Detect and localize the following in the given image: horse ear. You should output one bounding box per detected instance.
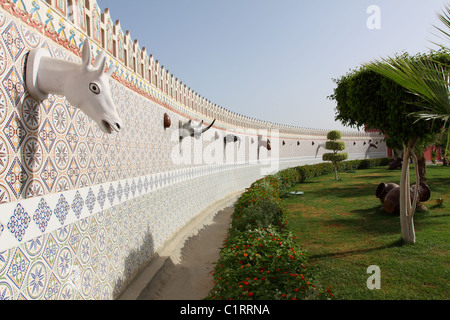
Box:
[82,39,92,68]
[93,51,106,69]
[95,55,107,77]
[94,51,115,77]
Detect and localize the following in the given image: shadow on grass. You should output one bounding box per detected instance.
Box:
[319,205,399,237]
[427,177,450,193]
[351,174,398,181]
[413,207,450,221]
[309,238,405,262]
[304,186,377,199]
[351,205,391,217]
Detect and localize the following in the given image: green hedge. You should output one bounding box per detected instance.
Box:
[338,157,390,171]
[206,158,389,300]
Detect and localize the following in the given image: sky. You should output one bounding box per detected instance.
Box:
[97,0,449,132]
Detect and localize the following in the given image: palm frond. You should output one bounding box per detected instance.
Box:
[434,3,450,44]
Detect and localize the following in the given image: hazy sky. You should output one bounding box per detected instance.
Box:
[97,0,448,131]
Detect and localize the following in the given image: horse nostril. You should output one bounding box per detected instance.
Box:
[115,123,121,130]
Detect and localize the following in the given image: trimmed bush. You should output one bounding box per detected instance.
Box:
[234,179,281,215]
[323,130,348,180]
[338,158,390,171]
[325,141,346,151]
[275,168,300,194]
[295,163,335,183]
[231,199,286,233]
[327,130,343,140]
[323,153,349,163]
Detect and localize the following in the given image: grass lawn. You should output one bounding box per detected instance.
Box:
[283,165,449,300]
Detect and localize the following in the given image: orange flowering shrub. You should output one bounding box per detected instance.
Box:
[207,227,333,300]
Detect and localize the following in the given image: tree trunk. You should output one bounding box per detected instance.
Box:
[399,138,419,244]
[417,154,427,184]
[334,164,338,180]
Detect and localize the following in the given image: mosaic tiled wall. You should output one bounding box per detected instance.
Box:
[0,0,387,300]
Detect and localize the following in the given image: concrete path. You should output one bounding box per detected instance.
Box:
[117,198,236,300]
[137,207,232,300]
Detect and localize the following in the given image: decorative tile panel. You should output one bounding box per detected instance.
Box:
[3,111,26,152]
[0,135,10,175]
[33,198,52,233]
[54,195,69,226]
[2,21,25,61]
[6,158,28,200]
[2,66,24,106]
[7,247,30,289]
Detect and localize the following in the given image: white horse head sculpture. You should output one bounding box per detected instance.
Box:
[26,39,122,134]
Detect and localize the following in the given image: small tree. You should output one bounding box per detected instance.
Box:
[322,130,348,180]
[330,52,447,244]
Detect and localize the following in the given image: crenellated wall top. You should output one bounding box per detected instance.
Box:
[7,0,375,138]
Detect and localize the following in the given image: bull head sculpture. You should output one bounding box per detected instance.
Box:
[179,119,216,143]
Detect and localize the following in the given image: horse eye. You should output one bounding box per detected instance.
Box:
[89,83,100,94]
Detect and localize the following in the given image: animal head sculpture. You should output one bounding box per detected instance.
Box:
[224,134,241,148]
[26,39,122,134]
[258,135,271,151]
[179,119,216,142]
[164,113,171,129]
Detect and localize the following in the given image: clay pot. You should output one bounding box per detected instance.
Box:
[375,182,399,204]
[411,182,431,202]
[164,113,171,129]
[380,182,430,215]
[382,186,401,214]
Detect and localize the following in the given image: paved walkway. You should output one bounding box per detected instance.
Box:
[137,207,232,300]
[118,204,234,300]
